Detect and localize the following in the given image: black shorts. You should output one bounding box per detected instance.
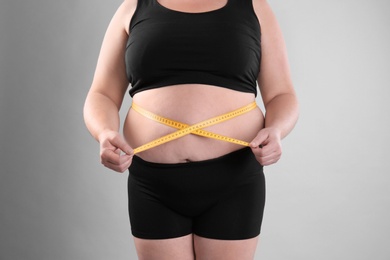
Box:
[127,147,266,240]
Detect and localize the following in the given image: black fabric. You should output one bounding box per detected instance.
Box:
[127,147,266,240]
[125,0,261,97]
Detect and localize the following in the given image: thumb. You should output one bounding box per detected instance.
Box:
[250,129,269,148]
[110,134,133,155]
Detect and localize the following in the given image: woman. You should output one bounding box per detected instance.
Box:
[83,0,299,259]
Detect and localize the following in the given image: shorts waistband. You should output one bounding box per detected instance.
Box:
[131,147,259,170]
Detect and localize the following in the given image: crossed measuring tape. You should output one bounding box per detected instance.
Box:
[131,102,257,154]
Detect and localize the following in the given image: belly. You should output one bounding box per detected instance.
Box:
[123,84,264,163]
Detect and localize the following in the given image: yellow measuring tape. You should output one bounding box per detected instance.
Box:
[132,102,257,154]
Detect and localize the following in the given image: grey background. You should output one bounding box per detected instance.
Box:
[1,0,389,259]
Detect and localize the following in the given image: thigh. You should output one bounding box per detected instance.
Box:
[128,161,193,239]
[134,234,195,260]
[193,171,266,240]
[194,235,259,260]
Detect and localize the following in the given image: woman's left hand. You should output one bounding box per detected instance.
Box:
[250,127,282,166]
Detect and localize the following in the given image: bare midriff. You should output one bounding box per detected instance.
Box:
[123,84,265,163]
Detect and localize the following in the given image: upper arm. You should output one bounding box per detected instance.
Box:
[89,0,137,109]
[253,0,295,107]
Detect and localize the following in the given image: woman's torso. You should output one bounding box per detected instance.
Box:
[124,85,264,163]
[123,0,264,163]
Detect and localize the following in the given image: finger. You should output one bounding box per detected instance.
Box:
[102,153,133,169]
[249,130,269,149]
[102,158,133,173]
[255,149,282,166]
[250,141,274,159]
[110,135,133,155]
[261,150,281,161]
[102,149,132,165]
[256,140,280,156]
[260,157,279,166]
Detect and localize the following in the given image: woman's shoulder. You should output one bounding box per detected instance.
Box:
[252,0,268,9]
[252,0,279,30]
[115,0,138,35]
[122,0,138,11]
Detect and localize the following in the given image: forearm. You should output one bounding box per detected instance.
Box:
[263,93,299,139]
[83,92,121,142]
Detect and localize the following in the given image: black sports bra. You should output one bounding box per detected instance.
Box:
[125,0,261,97]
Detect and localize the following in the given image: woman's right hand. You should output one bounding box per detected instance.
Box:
[98,130,134,173]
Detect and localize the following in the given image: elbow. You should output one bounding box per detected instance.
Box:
[83,93,92,127]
